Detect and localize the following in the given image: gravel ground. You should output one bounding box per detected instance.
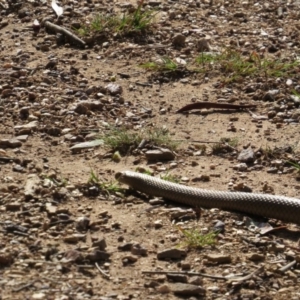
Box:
[1,0,300,299]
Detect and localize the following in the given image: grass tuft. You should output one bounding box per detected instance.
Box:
[75,0,156,37]
[177,226,218,249]
[88,168,124,195]
[100,126,178,155]
[160,172,180,183]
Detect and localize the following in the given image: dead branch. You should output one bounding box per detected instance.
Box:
[142,267,263,282]
[43,20,85,48]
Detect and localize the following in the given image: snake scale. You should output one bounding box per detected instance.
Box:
[116,171,300,224]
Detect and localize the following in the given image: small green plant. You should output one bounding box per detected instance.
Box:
[140,57,179,73]
[147,127,179,151]
[160,172,180,183]
[101,126,143,155]
[287,161,300,171]
[195,49,299,83]
[100,126,179,155]
[117,2,157,33]
[75,0,156,37]
[177,226,218,249]
[135,167,152,175]
[88,168,124,195]
[212,137,238,154]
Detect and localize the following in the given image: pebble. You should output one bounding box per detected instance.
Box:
[246,253,265,261]
[172,34,186,47]
[237,147,255,163]
[170,283,206,296]
[166,274,188,283]
[157,248,187,260]
[145,148,175,161]
[206,254,232,264]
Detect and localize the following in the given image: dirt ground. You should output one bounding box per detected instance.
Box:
[1,0,300,299]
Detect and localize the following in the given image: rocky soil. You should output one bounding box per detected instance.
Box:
[1,0,300,299]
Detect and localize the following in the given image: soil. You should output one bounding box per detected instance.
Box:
[1,0,300,299]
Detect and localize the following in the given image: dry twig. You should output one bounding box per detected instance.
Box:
[43,20,85,47]
[95,262,110,279]
[142,266,264,282]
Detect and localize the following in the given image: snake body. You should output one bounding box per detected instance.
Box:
[116,171,300,224]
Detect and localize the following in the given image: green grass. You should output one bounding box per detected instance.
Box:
[160,172,180,183]
[177,226,218,249]
[195,49,299,83]
[75,0,156,37]
[140,57,179,73]
[212,137,238,154]
[287,161,300,171]
[100,126,179,155]
[88,168,124,195]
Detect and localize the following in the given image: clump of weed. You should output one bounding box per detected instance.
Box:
[212,137,238,155]
[75,0,156,37]
[100,126,179,155]
[101,127,142,155]
[87,168,124,196]
[195,49,300,83]
[177,226,218,249]
[140,57,179,73]
[160,172,180,183]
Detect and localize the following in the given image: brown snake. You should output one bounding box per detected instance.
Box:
[116,171,300,224]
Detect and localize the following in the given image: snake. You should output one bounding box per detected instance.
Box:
[115,171,300,224]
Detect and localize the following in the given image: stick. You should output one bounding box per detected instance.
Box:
[278,260,296,273]
[12,280,37,292]
[176,102,257,113]
[142,266,264,283]
[95,263,110,279]
[43,20,85,47]
[142,270,236,281]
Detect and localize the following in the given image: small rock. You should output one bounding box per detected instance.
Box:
[32,293,46,300]
[118,242,134,251]
[45,203,57,215]
[87,250,110,262]
[92,238,107,251]
[157,248,186,260]
[131,244,147,256]
[172,34,186,47]
[157,284,171,294]
[213,220,225,233]
[6,202,22,211]
[76,216,90,231]
[106,83,123,95]
[122,255,138,265]
[196,39,210,52]
[12,164,24,172]
[171,283,205,296]
[61,249,83,263]
[70,139,104,152]
[63,234,86,244]
[0,138,22,148]
[24,174,41,200]
[233,163,248,171]
[145,148,175,161]
[246,253,265,261]
[189,276,203,285]
[167,274,188,283]
[0,253,13,266]
[237,147,255,163]
[206,254,231,264]
[191,175,210,182]
[14,120,38,131]
[263,90,279,101]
